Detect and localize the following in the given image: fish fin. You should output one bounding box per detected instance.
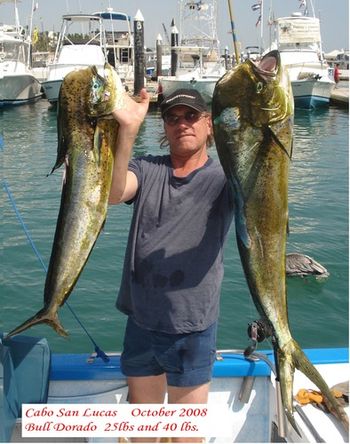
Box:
[235,213,251,248]
[292,341,349,433]
[6,308,68,338]
[267,125,292,159]
[278,339,349,435]
[48,92,69,176]
[47,150,66,176]
[93,125,103,165]
[232,180,251,248]
[276,341,302,437]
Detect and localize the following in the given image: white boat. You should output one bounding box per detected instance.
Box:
[267,3,335,109]
[158,0,225,104]
[0,2,42,107]
[1,333,348,443]
[41,14,107,105]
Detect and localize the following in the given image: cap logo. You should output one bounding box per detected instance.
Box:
[164,93,196,104]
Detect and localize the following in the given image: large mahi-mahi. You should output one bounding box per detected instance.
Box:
[212,50,348,433]
[7,64,124,338]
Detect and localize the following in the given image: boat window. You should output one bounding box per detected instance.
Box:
[119,47,132,63]
[0,41,28,64]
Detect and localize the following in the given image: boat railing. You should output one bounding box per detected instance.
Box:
[53,15,107,64]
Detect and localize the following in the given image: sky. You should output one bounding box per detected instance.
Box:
[0,0,349,53]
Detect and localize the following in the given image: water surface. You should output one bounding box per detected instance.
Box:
[1,99,348,354]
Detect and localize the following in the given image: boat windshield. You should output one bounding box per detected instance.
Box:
[0,40,28,63]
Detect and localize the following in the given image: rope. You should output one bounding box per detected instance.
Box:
[2,179,110,362]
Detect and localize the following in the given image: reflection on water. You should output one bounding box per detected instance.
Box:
[1,101,348,353]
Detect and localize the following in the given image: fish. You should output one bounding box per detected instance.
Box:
[212,50,349,434]
[7,64,124,338]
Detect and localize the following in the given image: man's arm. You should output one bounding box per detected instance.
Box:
[109,88,150,204]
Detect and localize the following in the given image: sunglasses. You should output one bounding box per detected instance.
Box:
[163,110,204,126]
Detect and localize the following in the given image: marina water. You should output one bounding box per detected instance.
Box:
[1,96,348,354]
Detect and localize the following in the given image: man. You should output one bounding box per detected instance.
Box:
[334,63,341,86]
[110,89,234,443]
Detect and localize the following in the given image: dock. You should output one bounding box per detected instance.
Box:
[125,79,160,107]
[126,79,348,111]
[330,87,349,108]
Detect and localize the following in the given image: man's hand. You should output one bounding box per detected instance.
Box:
[108,88,149,205]
[112,88,150,133]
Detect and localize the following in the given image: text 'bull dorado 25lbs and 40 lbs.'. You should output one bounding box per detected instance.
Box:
[6,64,124,338]
[212,50,349,434]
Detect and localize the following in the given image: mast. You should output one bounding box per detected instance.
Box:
[14,0,20,33]
[251,0,264,54]
[227,0,240,64]
[260,0,264,53]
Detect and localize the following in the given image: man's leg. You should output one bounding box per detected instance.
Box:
[127,374,167,443]
[168,383,209,403]
[127,374,167,403]
[167,383,210,443]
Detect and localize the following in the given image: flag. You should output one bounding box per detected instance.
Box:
[251,3,261,11]
[32,27,39,45]
[255,14,262,27]
[299,0,306,8]
[33,2,39,12]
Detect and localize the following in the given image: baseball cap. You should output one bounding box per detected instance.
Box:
[160,89,208,117]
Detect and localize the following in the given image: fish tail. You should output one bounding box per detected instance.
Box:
[278,339,349,434]
[6,308,68,338]
[276,341,301,436]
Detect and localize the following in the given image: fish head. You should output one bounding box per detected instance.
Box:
[88,64,124,117]
[212,50,293,131]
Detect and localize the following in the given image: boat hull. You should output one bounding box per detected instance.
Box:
[291,78,334,109]
[41,78,63,104]
[0,74,42,107]
[41,63,106,104]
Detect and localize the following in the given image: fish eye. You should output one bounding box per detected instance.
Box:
[256,82,264,94]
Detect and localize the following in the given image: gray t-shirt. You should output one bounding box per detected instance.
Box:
[116,154,234,333]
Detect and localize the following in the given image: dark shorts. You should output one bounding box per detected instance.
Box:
[120,317,217,387]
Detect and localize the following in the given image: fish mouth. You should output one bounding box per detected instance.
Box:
[251,50,281,82]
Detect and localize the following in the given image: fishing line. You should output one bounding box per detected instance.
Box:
[2,179,110,362]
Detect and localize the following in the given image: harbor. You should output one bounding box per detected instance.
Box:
[1,0,349,108]
[1,88,349,444]
[330,85,349,107]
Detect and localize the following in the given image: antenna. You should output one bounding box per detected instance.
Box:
[162,23,171,46]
